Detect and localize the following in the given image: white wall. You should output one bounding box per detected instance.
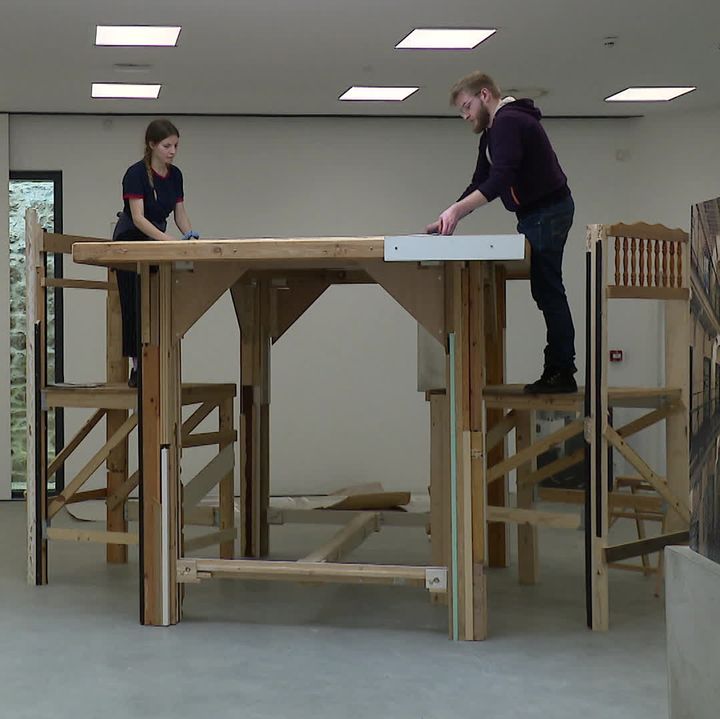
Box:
[6,109,718,496]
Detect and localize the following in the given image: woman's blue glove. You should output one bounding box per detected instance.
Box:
[182,230,200,240]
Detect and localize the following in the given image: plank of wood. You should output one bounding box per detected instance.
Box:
[485,266,509,569]
[42,232,107,254]
[607,286,689,301]
[183,444,235,510]
[106,270,129,564]
[184,529,238,553]
[486,410,516,453]
[488,506,580,530]
[42,278,111,291]
[538,487,664,513]
[487,419,584,483]
[106,470,140,511]
[218,397,236,559]
[516,448,585,489]
[25,210,47,586]
[48,413,138,518]
[615,404,679,439]
[47,408,106,477]
[177,558,439,588]
[181,401,216,438]
[47,528,139,545]
[300,513,380,563]
[516,410,539,584]
[605,425,690,523]
[73,237,387,266]
[604,531,689,563]
[182,430,237,448]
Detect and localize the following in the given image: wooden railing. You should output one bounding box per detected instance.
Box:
[604,222,690,300]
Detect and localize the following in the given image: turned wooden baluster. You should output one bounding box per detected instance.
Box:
[622,237,629,286]
[654,240,660,286]
[669,242,676,288]
[631,237,638,286]
[639,238,646,286]
[677,241,683,287]
[662,241,668,287]
[614,237,621,285]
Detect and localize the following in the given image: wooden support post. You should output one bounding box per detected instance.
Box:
[234,280,271,557]
[487,266,509,568]
[140,265,182,626]
[664,251,690,533]
[26,209,48,585]
[447,261,488,640]
[516,410,539,584]
[218,396,236,559]
[429,391,450,605]
[106,269,129,563]
[588,225,610,631]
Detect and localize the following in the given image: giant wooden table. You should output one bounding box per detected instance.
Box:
[73,235,526,640]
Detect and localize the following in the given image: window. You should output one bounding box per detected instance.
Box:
[9,172,64,497]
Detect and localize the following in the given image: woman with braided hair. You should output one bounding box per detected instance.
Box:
[112,119,198,387]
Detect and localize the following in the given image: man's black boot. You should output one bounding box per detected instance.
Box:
[523,367,577,395]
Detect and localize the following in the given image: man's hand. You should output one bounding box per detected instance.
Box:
[435,203,465,236]
[425,220,441,234]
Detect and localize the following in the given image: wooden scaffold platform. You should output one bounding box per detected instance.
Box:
[25,208,692,639]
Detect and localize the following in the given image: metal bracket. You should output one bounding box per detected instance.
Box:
[176,558,200,583]
[425,567,447,592]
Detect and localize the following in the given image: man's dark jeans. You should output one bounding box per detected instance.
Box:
[517,195,576,372]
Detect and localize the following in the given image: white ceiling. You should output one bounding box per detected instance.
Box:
[2,0,719,117]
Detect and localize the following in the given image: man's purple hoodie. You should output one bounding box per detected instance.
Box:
[458,98,570,218]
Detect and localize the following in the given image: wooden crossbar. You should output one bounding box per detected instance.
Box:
[106,470,140,511]
[486,419,584,483]
[615,404,679,439]
[48,413,138,519]
[486,410,517,453]
[181,402,216,438]
[516,448,585,489]
[47,528,139,545]
[605,426,690,523]
[182,445,234,510]
[300,512,380,563]
[177,558,440,588]
[47,409,106,478]
[604,531,689,563]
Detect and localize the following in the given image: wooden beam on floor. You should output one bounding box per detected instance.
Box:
[299,512,380,563]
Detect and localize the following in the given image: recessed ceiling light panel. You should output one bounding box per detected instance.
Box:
[95,26,181,47]
[92,83,162,99]
[395,28,496,49]
[605,86,696,102]
[339,86,419,101]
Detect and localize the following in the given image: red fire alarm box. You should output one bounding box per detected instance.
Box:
[609,349,623,362]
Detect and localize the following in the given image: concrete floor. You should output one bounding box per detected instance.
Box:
[0,501,668,719]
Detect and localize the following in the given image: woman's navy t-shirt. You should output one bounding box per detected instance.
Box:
[121,161,184,228]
